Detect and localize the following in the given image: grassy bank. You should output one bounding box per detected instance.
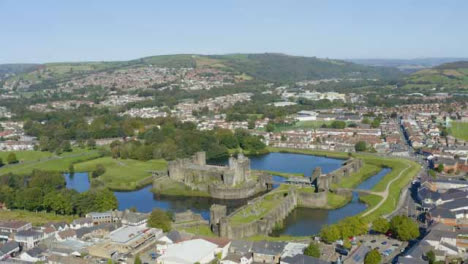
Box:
[75,157,167,191]
[334,163,382,189]
[327,192,351,209]
[180,225,216,237]
[0,210,76,226]
[258,170,304,178]
[268,147,349,159]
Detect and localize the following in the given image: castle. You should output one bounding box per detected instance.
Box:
[167,152,269,199]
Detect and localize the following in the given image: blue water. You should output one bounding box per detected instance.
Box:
[64,153,390,236]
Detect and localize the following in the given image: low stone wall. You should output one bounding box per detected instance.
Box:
[208,181,266,200]
[296,191,327,208]
[328,158,363,184]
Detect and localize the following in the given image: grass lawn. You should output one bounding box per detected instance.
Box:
[450,121,468,141]
[229,185,291,225]
[180,225,216,237]
[0,210,76,226]
[334,163,382,189]
[74,157,167,191]
[273,120,334,132]
[327,192,351,209]
[0,148,101,175]
[0,150,52,163]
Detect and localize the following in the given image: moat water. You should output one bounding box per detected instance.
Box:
[64,152,390,236]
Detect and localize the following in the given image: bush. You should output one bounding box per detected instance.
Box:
[7,153,18,164]
[355,141,367,152]
[390,215,419,241]
[91,164,106,178]
[372,217,390,234]
[364,249,381,264]
[148,209,172,232]
[303,242,320,258]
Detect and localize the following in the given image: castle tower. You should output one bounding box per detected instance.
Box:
[227,154,251,186]
[192,151,206,166]
[210,204,227,236]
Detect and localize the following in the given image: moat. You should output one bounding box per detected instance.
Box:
[65,152,390,236]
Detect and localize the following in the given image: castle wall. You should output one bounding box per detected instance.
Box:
[296,191,327,208]
[209,181,266,200]
[219,190,298,239]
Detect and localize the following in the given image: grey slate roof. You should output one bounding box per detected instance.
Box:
[26,247,45,257]
[0,241,20,255]
[230,240,253,254]
[166,230,182,243]
[252,241,287,256]
[282,254,329,264]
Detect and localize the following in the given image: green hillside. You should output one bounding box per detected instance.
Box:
[404,61,468,90]
[5,53,404,86]
[210,53,403,82]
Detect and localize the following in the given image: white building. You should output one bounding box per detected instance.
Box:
[157,239,218,264]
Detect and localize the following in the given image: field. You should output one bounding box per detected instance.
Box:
[0,150,52,163]
[450,121,468,141]
[273,120,334,132]
[0,148,101,175]
[74,157,167,191]
[0,210,76,226]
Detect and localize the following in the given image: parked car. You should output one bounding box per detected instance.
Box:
[335,247,349,256]
[371,240,377,243]
[381,241,388,245]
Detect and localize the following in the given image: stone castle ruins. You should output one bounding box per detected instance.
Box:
[166,152,270,199]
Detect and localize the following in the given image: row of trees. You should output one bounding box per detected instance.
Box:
[320,215,419,245]
[0,153,18,166]
[0,170,117,215]
[109,121,266,161]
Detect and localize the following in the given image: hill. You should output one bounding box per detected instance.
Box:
[0,64,40,80]
[404,61,468,90]
[3,53,404,85]
[210,53,403,82]
[348,58,468,73]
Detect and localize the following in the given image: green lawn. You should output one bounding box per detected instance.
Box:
[327,192,351,209]
[0,150,52,163]
[180,225,216,237]
[0,210,76,226]
[334,163,382,189]
[74,157,167,191]
[229,185,292,225]
[0,148,101,175]
[152,177,210,197]
[450,121,468,141]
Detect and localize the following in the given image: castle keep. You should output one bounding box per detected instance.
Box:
[167,152,269,199]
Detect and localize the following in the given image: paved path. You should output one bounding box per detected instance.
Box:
[362,162,414,217]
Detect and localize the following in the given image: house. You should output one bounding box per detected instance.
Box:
[19,247,47,262]
[158,230,182,244]
[221,252,253,264]
[199,237,231,259]
[70,218,93,229]
[120,211,148,226]
[0,221,32,233]
[14,229,43,249]
[0,241,20,260]
[251,241,287,264]
[56,229,77,241]
[281,254,329,264]
[281,242,308,258]
[157,238,218,264]
[85,211,114,225]
[229,240,253,254]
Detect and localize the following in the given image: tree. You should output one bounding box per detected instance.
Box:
[87,139,96,149]
[320,225,341,243]
[134,254,142,264]
[355,141,367,152]
[436,164,444,173]
[265,122,275,132]
[331,121,346,129]
[372,217,390,234]
[148,209,172,232]
[92,164,106,178]
[0,157,3,167]
[364,249,381,264]
[426,250,435,264]
[303,242,320,258]
[69,164,75,175]
[390,215,420,241]
[61,140,72,152]
[7,153,18,164]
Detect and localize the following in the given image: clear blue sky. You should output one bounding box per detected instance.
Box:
[1,0,467,63]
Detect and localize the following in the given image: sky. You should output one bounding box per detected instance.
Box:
[1,0,467,63]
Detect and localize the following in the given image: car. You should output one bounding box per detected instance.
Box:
[392,243,399,247]
[335,247,349,256]
[381,241,388,245]
[375,247,380,250]
[371,240,377,243]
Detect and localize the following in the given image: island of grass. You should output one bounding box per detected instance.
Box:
[74,157,167,191]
